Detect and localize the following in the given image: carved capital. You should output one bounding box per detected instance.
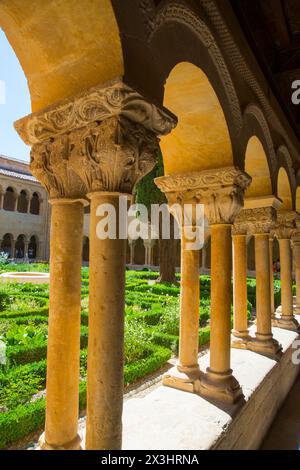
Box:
[273,211,296,240]
[235,207,276,235]
[155,167,251,225]
[292,215,300,244]
[15,78,177,146]
[17,79,176,199]
[69,116,159,194]
[30,136,87,199]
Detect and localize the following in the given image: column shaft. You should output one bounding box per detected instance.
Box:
[269,238,275,318]
[42,200,84,450]
[247,234,281,359]
[178,230,200,372]
[86,193,126,450]
[232,234,249,342]
[210,225,232,373]
[280,238,293,319]
[200,224,243,404]
[294,242,300,315]
[255,234,272,340]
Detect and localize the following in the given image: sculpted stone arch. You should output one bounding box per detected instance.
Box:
[276,146,296,207]
[242,104,277,175]
[244,136,273,199]
[276,167,294,211]
[148,1,243,163]
[160,62,235,174]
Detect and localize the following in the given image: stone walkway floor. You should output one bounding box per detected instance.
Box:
[261,375,300,450]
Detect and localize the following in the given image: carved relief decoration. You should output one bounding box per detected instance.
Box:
[30,136,87,199]
[149,1,243,132]
[273,211,296,240]
[69,117,159,194]
[235,207,276,235]
[15,79,177,146]
[155,166,251,225]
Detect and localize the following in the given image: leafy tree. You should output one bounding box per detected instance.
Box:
[135,151,177,283]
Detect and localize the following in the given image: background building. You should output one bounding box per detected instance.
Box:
[0,154,50,260]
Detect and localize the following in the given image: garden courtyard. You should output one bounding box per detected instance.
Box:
[0,260,286,449]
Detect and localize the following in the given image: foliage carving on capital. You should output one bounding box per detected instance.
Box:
[15,79,177,146]
[30,136,87,199]
[155,167,251,225]
[235,207,276,235]
[69,117,159,194]
[273,211,296,240]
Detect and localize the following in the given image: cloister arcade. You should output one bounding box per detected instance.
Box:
[1,232,39,259]
[0,186,41,214]
[1,0,300,451]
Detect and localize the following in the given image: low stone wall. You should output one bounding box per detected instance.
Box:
[214,327,300,449]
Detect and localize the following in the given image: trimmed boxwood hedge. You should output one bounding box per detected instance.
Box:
[0,344,171,449]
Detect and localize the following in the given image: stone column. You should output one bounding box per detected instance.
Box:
[128,239,136,265]
[13,195,18,212]
[157,167,251,404]
[144,239,155,266]
[144,240,150,266]
[27,197,31,213]
[28,136,88,450]
[0,191,4,209]
[155,176,207,393]
[292,236,300,315]
[74,120,168,449]
[24,240,29,261]
[269,236,275,319]
[273,212,300,332]
[239,208,282,359]
[198,167,251,404]
[232,224,250,347]
[15,79,176,451]
[86,191,127,450]
[11,239,15,258]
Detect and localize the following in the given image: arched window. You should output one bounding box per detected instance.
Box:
[3,187,16,211]
[1,233,13,257]
[15,235,25,259]
[30,192,40,215]
[17,190,29,213]
[82,237,90,262]
[28,236,37,259]
[84,205,90,214]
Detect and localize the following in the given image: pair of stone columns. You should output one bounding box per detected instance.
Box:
[232,206,282,359]
[15,79,177,450]
[232,206,299,360]
[272,212,300,331]
[155,167,252,404]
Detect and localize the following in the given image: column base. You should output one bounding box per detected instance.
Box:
[247,336,282,361]
[197,368,244,405]
[231,331,251,350]
[38,432,82,450]
[162,365,201,394]
[273,315,300,333]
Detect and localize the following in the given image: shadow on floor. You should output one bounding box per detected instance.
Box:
[261,375,300,450]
